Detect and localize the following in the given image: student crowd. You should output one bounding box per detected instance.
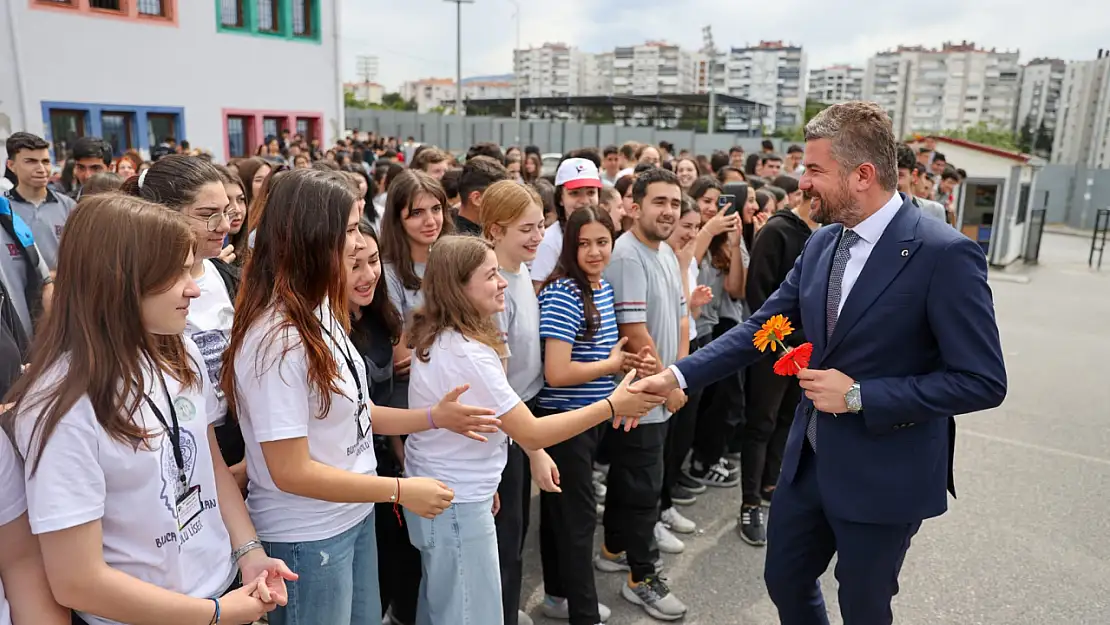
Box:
[0,127,965,625]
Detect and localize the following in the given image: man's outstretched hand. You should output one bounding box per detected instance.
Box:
[630,368,680,398]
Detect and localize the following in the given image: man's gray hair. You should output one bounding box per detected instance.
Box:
[804,101,899,192]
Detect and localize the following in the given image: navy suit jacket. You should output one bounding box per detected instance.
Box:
[675,195,1007,525]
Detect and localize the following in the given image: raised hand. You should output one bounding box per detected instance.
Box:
[690,285,713,308]
[399,477,455,518]
[218,244,236,265]
[606,336,630,374]
[430,385,501,442]
[608,370,666,431]
[705,211,741,237]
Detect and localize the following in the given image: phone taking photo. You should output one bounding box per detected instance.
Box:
[719,194,737,216]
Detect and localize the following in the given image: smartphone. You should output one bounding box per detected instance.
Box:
[719,194,737,215]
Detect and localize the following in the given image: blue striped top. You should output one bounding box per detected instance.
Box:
[536,278,619,411]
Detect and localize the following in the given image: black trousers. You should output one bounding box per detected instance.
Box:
[539,407,602,625]
[601,421,668,581]
[374,438,421,624]
[496,441,533,625]
[741,354,803,507]
[659,338,704,511]
[691,318,747,467]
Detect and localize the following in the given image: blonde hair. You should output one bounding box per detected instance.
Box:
[409,235,506,362]
[478,180,541,239]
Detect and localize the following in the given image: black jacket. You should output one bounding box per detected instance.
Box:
[747,209,813,342]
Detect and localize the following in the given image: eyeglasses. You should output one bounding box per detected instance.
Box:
[189,210,239,233]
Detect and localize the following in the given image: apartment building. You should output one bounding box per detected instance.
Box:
[610,41,699,96]
[719,41,807,131]
[1051,52,1110,167]
[864,41,1021,139]
[1,0,341,163]
[399,77,515,113]
[513,43,587,97]
[344,81,385,105]
[809,65,865,104]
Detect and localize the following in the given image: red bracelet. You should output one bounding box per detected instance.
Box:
[393,477,403,526]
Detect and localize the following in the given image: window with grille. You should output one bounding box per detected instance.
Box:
[89,0,123,11]
[220,0,243,27]
[292,0,312,36]
[227,117,249,158]
[138,0,165,16]
[256,0,279,32]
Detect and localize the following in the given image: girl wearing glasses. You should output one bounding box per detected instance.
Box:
[123,156,247,482]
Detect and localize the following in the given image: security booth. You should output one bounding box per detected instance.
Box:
[911,136,1043,267]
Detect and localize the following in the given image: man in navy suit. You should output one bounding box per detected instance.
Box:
[632,101,1006,624]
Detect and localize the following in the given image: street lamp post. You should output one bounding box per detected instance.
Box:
[510,0,522,145]
[444,0,474,117]
[703,25,717,135]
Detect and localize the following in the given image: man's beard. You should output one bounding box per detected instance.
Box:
[810,178,862,226]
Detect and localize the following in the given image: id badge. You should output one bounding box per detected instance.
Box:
[357,404,371,440]
[176,485,202,530]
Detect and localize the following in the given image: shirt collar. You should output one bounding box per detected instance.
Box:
[848,192,902,245]
[7,186,59,206]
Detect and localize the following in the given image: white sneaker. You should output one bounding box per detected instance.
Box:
[654,521,685,554]
[594,479,607,503]
[660,506,696,534]
[541,596,611,622]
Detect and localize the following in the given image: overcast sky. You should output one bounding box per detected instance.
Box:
[342,0,1108,90]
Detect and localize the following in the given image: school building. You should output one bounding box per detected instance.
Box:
[0,0,343,163]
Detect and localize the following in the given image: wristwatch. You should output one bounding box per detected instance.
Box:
[845,383,862,413]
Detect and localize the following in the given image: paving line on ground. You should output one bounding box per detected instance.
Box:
[961,428,1110,467]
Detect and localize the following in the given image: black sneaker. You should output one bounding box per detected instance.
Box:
[669,484,697,506]
[685,459,740,488]
[737,505,767,546]
[676,473,707,494]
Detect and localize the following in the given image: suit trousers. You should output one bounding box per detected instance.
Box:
[740,353,802,506]
[538,407,602,625]
[602,421,668,581]
[764,446,921,625]
[496,441,533,625]
[692,318,747,467]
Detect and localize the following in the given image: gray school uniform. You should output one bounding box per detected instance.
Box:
[605,235,686,425]
[0,228,32,336]
[498,264,544,404]
[5,188,76,270]
[382,260,425,409]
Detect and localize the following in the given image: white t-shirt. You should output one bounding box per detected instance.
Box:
[686,258,698,343]
[531,221,563,283]
[15,339,236,625]
[406,329,519,504]
[186,260,235,425]
[0,436,26,625]
[234,305,377,543]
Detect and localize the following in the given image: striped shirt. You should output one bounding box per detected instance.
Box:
[535,278,618,411]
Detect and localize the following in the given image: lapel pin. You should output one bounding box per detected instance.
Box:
[901,249,909,257]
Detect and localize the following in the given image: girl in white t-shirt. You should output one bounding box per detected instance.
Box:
[8,194,288,625]
[125,155,249,486]
[0,432,68,625]
[404,235,663,625]
[379,170,456,409]
[223,170,500,625]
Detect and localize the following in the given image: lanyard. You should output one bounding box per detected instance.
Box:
[143,372,188,492]
[318,318,369,439]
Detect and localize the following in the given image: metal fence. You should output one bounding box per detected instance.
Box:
[345,109,792,156]
[1036,164,1110,231]
[1024,209,1047,265]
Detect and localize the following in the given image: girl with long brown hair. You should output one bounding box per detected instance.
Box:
[379,169,454,409]
[221,169,497,625]
[403,234,662,624]
[213,163,249,266]
[6,194,290,625]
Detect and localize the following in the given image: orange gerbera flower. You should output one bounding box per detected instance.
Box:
[774,343,813,376]
[753,314,795,352]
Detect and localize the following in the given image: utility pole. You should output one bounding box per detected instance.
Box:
[510,0,522,144]
[444,0,475,117]
[702,26,717,134]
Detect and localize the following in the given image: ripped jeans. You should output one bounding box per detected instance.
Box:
[263,511,382,625]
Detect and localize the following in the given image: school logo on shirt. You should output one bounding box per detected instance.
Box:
[5,243,18,259]
[191,330,230,401]
[174,396,197,423]
[54,225,63,237]
[158,428,199,513]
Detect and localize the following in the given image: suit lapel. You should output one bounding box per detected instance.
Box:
[807,226,841,359]
[824,199,921,358]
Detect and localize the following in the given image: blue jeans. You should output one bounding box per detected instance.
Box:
[405,499,502,625]
[262,512,382,625]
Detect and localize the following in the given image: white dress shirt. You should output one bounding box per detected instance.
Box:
[669,192,903,389]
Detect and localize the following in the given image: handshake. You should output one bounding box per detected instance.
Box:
[603,345,688,431]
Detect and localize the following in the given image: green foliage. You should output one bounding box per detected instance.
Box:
[344,89,418,112]
[804,99,829,123]
[771,126,805,141]
[936,122,1019,152]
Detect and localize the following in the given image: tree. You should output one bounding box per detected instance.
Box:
[804,99,829,123]
[1017,115,1035,154]
[1033,119,1054,157]
[937,122,1019,151]
[381,92,417,111]
[770,126,805,141]
[344,90,370,110]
